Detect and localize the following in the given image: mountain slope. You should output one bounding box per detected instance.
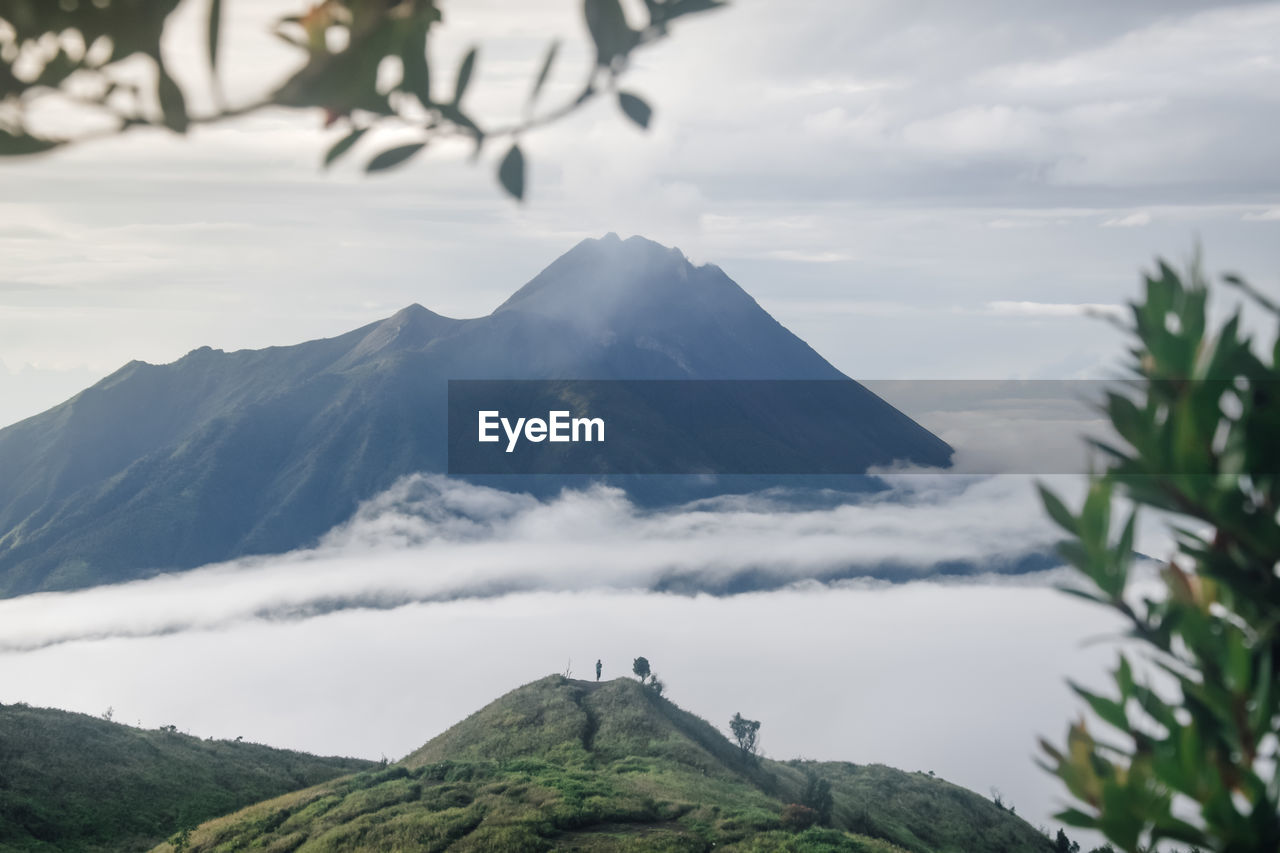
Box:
[0,234,950,597]
[151,676,1051,853]
[0,702,373,853]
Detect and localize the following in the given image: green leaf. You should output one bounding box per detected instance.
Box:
[324,127,368,169]
[1056,585,1109,606]
[529,40,559,105]
[1053,807,1099,829]
[1038,485,1078,534]
[365,142,426,173]
[438,104,484,154]
[208,0,223,72]
[666,0,729,19]
[617,91,652,129]
[156,62,189,133]
[0,128,62,156]
[584,0,636,67]
[35,50,78,88]
[453,48,477,105]
[1114,509,1136,561]
[1071,682,1129,731]
[498,143,525,201]
[399,19,432,109]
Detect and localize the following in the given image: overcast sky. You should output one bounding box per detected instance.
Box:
[1,0,1278,426]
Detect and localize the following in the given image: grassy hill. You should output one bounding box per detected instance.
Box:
[150,676,1052,853]
[0,702,373,852]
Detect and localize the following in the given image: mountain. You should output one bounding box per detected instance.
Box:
[0,701,372,852]
[0,234,950,597]
[150,675,1052,853]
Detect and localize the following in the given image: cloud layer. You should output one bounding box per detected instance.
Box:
[0,470,1174,844]
[0,473,1079,652]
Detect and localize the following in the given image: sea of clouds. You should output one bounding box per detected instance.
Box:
[0,472,1093,652]
[0,472,1170,842]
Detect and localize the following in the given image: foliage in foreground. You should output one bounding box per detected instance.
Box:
[1040,260,1280,850]
[0,0,725,198]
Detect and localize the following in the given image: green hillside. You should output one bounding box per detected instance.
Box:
[152,676,1052,853]
[0,702,373,852]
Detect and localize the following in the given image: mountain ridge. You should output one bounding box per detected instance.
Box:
[0,235,951,597]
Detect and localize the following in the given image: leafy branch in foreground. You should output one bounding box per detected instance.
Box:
[1039,259,1280,851]
[0,0,725,199]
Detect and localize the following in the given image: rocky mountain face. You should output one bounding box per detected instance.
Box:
[0,234,949,596]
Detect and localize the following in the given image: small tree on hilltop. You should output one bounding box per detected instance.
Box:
[1055,828,1080,853]
[632,656,651,684]
[729,712,761,763]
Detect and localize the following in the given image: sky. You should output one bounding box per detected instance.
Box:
[1,0,1278,426]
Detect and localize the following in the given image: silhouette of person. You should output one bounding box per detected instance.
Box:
[595,659,602,681]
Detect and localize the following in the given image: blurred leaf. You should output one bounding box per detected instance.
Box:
[498,143,525,201]
[665,0,729,19]
[0,61,22,98]
[365,142,426,173]
[438,104,484,152]
[156,63,189,133]
[617,91,652,128]
[1071,682,1129,731]
[1224,272,1280,316]
[453,48,477,105]
[323,126,368,169]
[400,23,432,109]
[1038,485,1078,534]
[529,40,560,105]
[584,0,636,67]
[1054,807,1099,829]
[0,128,63,156]
[35,50,79,88]
[208,0,222,72]
[272,25,395,116]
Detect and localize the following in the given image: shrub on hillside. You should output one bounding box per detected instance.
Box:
[782,803,819,831]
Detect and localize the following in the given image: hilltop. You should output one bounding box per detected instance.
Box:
[0,234,950,598]
[152,676,1051,853]
[0,702,373,852]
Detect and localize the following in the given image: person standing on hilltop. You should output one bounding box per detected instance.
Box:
[595,660,602,682]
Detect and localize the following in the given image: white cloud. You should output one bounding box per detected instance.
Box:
[764,250,856,263]
[1101,212,1152,228]
[1243,208,1280,222]
[0,474,1076,653]
[980,4,1280,103]
[982,301,1127,320]
[901,105,1049,158]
